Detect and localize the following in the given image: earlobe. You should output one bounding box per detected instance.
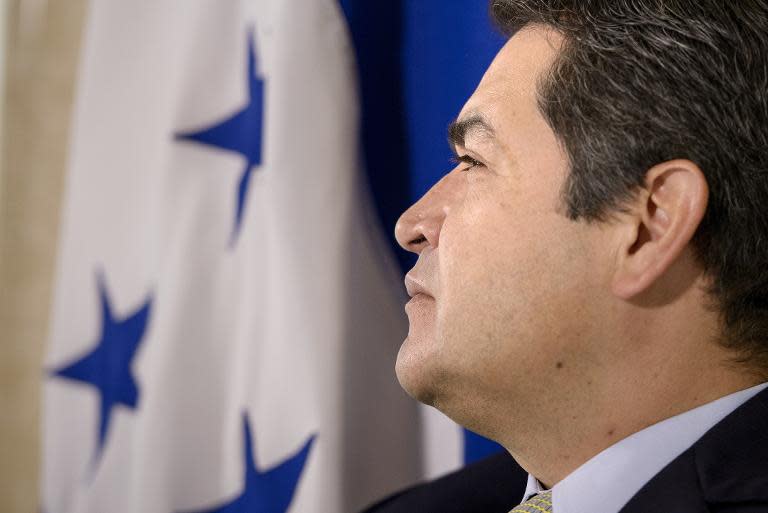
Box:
[611,160,709,300]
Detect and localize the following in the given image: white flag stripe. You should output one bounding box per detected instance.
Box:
[43,1,421,512]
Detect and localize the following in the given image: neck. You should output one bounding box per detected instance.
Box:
[497,307,764,489]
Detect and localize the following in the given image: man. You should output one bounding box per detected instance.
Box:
[364,1,768,512]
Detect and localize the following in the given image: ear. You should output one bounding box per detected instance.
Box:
[611,159,709,299]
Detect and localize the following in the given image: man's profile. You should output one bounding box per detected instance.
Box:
[364,1,768,512]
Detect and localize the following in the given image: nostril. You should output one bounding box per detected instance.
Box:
[409,235,427,248]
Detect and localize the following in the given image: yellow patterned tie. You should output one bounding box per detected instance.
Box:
[509,490,553,513]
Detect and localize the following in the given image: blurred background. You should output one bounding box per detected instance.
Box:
[0,1,506,512]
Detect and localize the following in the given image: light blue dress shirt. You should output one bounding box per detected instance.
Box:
[521,382,768,513]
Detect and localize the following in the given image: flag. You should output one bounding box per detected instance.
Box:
[42,1,421,512]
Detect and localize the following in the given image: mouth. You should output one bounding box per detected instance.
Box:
[404,273,432,299]
[405,292,433,310]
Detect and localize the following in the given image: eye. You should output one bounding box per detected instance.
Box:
[451,154,485,172]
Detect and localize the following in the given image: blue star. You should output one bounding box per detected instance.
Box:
[180,414,315,513]
[51,271,152,462]
[176,29,265,247]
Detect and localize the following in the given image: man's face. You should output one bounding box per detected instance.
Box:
[395,26,611,432]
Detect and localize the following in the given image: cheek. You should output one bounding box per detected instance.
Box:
[434,205,521,355]
[436,204,593,360]
[438,184,529,306]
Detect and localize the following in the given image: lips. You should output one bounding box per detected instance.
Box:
[404,273,433,298]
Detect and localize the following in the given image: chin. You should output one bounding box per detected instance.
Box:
[395,336,442,406]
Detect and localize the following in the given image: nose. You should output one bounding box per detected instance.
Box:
[395,173,456,254]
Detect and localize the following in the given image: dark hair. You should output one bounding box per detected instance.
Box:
[490,0,768,372]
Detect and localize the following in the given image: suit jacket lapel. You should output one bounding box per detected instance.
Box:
[620,386,768,513]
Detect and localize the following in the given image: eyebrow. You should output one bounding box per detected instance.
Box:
[447,114,496,152]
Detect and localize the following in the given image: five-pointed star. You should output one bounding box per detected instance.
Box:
[180,414,315,513]
[176,29,265,247]
[52,271,152,461]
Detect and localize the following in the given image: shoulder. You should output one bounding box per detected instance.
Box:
[621,386,768,513]
[360,451,527,513]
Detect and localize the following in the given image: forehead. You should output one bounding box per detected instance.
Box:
[458,25,564,137]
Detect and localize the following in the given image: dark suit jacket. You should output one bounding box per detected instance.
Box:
[361,386,768,513]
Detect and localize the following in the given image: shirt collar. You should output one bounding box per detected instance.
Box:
[521,473,546,502]
[520,382,768,512]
